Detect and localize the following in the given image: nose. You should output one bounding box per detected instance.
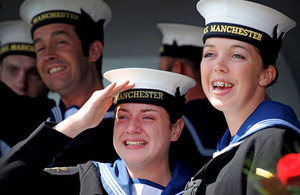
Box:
[15,72,27,95]
[126,117,142,134]
[214,56,229,73]
[43,45,57,61]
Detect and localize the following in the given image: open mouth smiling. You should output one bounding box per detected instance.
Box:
[48,66,66,74]
[125,141,147,146]
[213,81,234,90]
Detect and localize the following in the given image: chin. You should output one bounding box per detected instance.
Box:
[209,98,226,112]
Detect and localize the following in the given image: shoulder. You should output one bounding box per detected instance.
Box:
[44,166,79,175]
[241,127,300,156]
[248,127,299,141]
[43,161,96,175]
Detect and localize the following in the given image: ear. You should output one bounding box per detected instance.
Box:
[171,60,183,74]
[171,118,184,142]
[258,65,277,87]
[89,40,103,63]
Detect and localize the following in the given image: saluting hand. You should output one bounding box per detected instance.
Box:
[54,81,134,138]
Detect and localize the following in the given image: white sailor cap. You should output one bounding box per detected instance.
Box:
[196,0,296,66]
[157,23,204,65]
[158,23,204,48]
[104,68,196,122]
[19,0,112,35]
[0,20,35,61]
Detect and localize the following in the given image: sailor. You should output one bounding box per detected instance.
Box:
[19,0,118,166]
[157,23,227,171]
[0,67,196,195]
[183,0,300,194]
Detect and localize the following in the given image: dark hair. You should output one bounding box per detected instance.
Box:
[160,42,203,73]
[74,9,105,81]
[31,8,106,81]
[258,26,283,87]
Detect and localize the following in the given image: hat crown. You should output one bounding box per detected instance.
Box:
[0,20,32,45]
[157,23,204,47]
[104,68,196,96]
[0,20,35,60]
[20,0,112,28]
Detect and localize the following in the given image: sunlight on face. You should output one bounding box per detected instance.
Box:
[113,103,174,167]
[33,23,90,95]
[200,37,266,114]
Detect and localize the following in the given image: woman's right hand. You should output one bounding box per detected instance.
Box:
[54,81,134,138]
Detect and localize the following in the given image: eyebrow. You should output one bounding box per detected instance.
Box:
[118,108,158,113]
[204,43,249,51]
[141,108,158,113]
[203,44,214,49]
[231,44,249,51]
[33,30,71,45]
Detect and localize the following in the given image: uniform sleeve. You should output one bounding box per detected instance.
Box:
[245,127,300,194]
[0,122,73,194]
[0,81,56,147]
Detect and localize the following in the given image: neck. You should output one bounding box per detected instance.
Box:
[127,158,172,187]
[60,80,103,109]
[59,64,103,108]
[225,97,264,137]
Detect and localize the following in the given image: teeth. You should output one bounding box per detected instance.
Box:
[213,81,233,88]
[225,83,233,87]
[49,66,65,74]
[126,141,146,146]
[219,81,224,87]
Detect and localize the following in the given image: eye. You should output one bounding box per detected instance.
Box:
[7,67,17,75]
[232,53,245,59]
[203,52,215,58]
[35,46,44,53]
[142,116,154,120]
[27,69,42,82]
[57,40,67,46]
[34,43,45,54]
[117,115,128,120]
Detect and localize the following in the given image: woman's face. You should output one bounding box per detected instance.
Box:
[113,103,181,169]
[201,37,268,115]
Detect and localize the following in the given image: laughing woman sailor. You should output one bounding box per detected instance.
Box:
[183,0,300,194]
[0,68,195,195]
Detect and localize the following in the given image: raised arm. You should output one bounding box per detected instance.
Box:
[0,81,134,194]
[55,81,134,138]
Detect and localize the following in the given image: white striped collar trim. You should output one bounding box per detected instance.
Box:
[96,162,127,195]
[213,118,300,158]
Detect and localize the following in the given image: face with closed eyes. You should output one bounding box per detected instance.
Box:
[201,37,272,116]
[113,103,182,169]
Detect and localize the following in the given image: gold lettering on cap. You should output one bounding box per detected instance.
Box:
[1,43,35,55]
[205,24,262,41]
[204,26,209,34]
[31,11,80,27]
[0,45,9,54]
[114,90,164,103]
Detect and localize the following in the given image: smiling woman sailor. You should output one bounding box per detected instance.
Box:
[0,68,196,195]
[183,0,300,194]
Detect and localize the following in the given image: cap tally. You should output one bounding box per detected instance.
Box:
[0,20,35,61]
[104,68,196,123]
